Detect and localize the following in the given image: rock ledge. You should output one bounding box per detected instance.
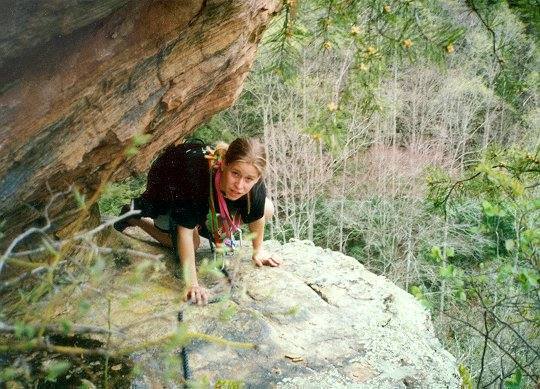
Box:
[81,231,460,388]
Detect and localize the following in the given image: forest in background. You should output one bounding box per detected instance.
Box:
[103,0,540,386]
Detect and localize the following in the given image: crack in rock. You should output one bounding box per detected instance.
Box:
[306,282,334,306]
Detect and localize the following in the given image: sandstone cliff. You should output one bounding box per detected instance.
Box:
[0,0,279,242]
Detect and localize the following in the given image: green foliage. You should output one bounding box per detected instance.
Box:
[192,89,266,142]
[515,267,539,292]
[78,299,91,315]
[423,146,539,385]
[429,245,455,262]
[198,257,226,280]
[60,319,73,335]
[125,133,152,158]
[13,322,36,339]
[43,360,71,382]
[215,379,245,389]
[219,302,238,322]
[98,175,146,216]
[458,364,473,389]
[72,186,86,209]
[410,285,431,308]
[0,366,23,381]
[507,0,540,36]
[457,1,538,113]
[504,369,523,389]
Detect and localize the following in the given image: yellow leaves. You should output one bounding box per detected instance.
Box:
[366,46,378,56]
[475,162,491,174]
[383,5,392,13]
[402,39,413,49]
[476,163,526,198]
[509,178,525,197]
[524,153,540,164]
[284,27,293,38]
[459,364,473,389]
[445,43,455,54]
[323,41,333,50]
[358,63,370,71]
[310,133,323,142]
[350,25,361,36]
[327,102,338,112]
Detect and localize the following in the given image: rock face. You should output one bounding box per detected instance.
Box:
[78,230,460,388]
[0,0,279,242]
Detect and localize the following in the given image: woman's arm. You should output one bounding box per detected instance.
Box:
[248,197,282,267]
[177,225,208,305]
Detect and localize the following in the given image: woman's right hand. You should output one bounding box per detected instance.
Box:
[184,284,209,305]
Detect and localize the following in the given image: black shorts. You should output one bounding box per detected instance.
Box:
[131,196,213,242]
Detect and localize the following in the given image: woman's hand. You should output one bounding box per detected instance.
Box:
[252,250,283,267]
[184,284,209,305]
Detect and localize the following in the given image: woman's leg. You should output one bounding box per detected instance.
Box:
[129,218,201,251]
[129,218,173,248]
[264,197,275,220]
[193,227,201,250]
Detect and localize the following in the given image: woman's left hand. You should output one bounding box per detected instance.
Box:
[252,250,283,267]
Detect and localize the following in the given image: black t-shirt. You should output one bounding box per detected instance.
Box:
[140,142,266,229]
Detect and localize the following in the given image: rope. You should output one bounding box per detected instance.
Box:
[177,310,192,382]
[177,280,230,385]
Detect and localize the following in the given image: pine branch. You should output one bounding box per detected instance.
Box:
[465,0,504,65]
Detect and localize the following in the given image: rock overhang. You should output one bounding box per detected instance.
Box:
[0,0,280,244]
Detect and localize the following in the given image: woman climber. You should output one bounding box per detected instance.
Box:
[114,137,282,305]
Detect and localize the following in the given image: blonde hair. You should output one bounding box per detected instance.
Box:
[216,138,267,177]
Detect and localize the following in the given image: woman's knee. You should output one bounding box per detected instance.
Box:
[264,197,274,220]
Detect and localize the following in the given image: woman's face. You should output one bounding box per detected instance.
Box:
[221,161,260,200]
